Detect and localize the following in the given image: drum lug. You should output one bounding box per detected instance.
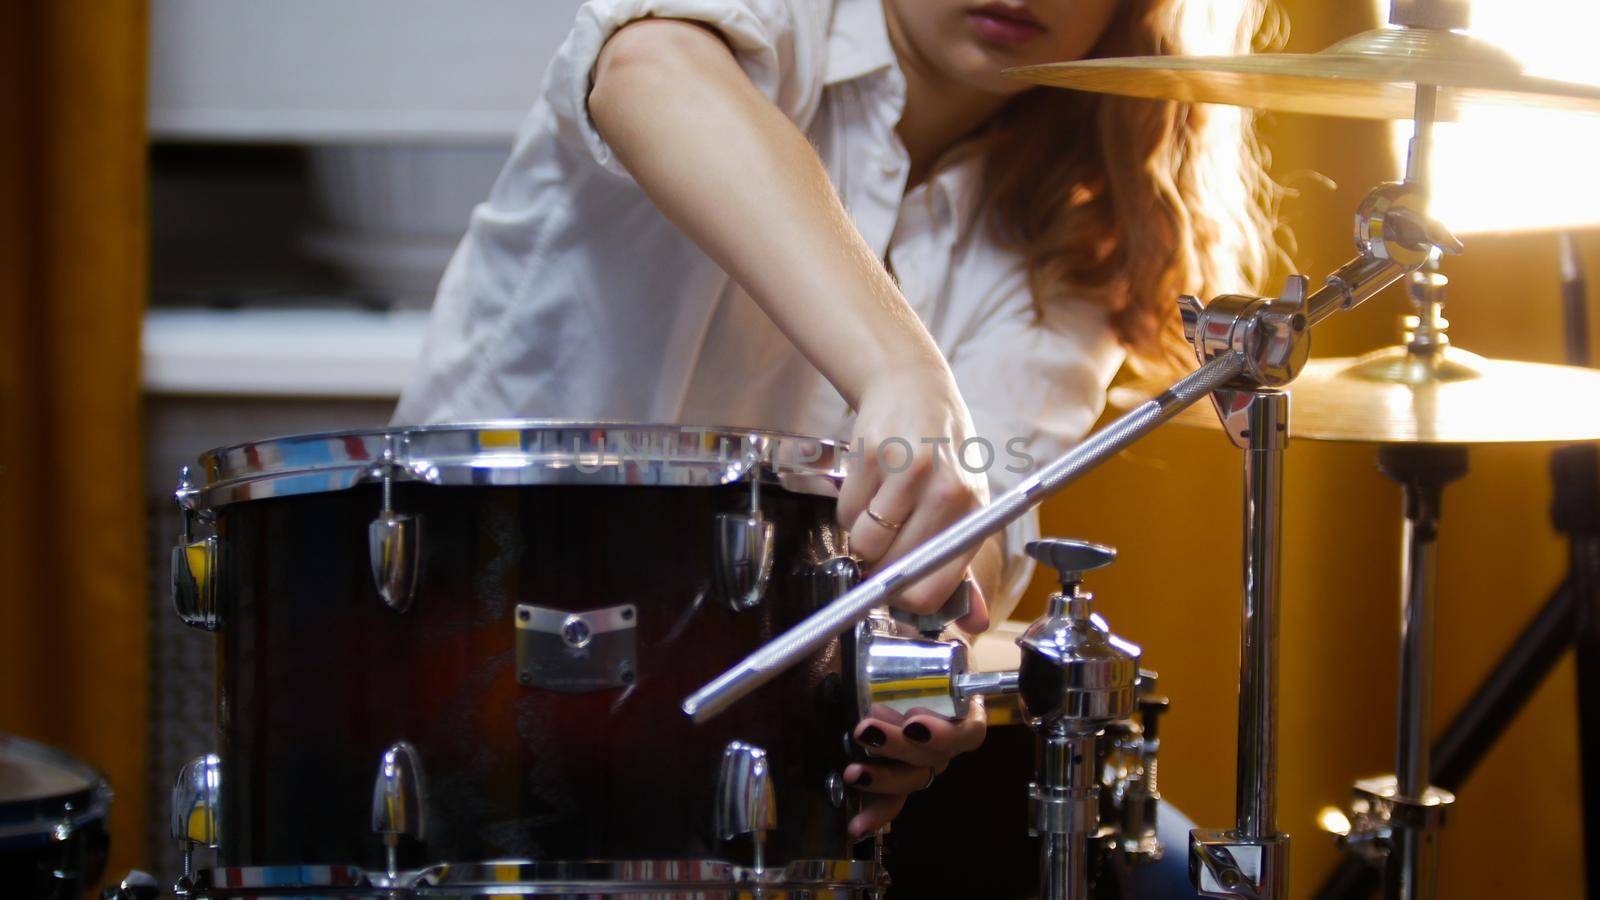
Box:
[714,445,775,611]
[804,554,861,609]
[371,741,427,879]
[369,512,421,612]
[715,512,774,611]
[170,754,221,881]
[715,741,777,874]
[171,466,221,631]
[367,436,421,613]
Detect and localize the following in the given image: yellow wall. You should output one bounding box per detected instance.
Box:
[1016,3,1593,896]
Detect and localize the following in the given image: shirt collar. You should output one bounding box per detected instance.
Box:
[824,0,899,85]
[907,149,986,238]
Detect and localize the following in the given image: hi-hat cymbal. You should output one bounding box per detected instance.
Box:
[1008,27,1600,121]
[1108,346,1600,444]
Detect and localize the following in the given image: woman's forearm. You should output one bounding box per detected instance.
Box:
[589,18,951,408]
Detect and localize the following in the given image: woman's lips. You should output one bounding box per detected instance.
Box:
[967,6,1046,48]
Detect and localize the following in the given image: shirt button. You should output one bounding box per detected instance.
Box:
[879,155,903,177]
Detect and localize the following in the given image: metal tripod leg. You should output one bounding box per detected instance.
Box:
[1191,389,1292,900]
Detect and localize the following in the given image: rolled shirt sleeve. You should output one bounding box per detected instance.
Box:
[947,277,1126,613]
[544,0,830,179]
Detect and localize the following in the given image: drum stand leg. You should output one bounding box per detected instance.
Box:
[1191,389,1292,900]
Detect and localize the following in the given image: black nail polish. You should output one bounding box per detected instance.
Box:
[904,722,932,743]
[854,771,874,787]
[857,725,886,747]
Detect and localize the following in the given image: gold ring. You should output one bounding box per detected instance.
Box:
[866,507,904,531]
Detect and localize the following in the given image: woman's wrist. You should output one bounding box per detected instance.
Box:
[850,351,960,410]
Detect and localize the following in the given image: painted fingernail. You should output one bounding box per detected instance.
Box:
[904,722,932,743]
[853,770,874,787]
[857,725,886,748]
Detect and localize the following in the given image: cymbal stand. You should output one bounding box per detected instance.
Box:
[1316,237,1600,900]
[1356,443,1468,900]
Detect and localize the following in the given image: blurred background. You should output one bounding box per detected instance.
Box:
[0,0,1595,897]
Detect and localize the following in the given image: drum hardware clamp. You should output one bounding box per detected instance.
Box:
[170,753,221,888]
[1101,671,1170,868]
[366,433,422,613]
[715,741,778,875]
[715,433,776,612]
[846,538,1146,899]
[171,465,221,631]
[371,741,427,882]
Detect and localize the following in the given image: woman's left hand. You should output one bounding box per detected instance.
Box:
[845,700,989,838]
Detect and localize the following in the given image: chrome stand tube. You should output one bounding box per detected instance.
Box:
[1379,444,1468,900]
[1190,390,1292,900]
[1033,727,1099,900]
[1237,391,1286,842]
[1396,502,1437,804]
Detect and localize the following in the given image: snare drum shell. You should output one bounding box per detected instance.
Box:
[212,480,855,870]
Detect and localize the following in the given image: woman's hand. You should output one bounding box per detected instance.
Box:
[836,364,992,633]
[845,700,988,838]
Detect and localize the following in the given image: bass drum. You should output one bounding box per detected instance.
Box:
[168,423,881,898]
[0,734,111,899]
[889,630,1203,899]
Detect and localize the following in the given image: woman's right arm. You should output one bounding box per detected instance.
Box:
[589,18,989,624]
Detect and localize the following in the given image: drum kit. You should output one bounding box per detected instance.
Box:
[6,0,1600,898]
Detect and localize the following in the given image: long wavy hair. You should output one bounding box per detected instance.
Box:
[974,0,1285,370]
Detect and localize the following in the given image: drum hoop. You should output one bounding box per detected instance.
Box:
[194,421,848,510]
[194,858,883,892]
[0,733,112,836]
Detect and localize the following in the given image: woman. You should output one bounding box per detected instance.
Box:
[396,0,1277,838]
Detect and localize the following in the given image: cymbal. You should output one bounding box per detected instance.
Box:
[1008,26,1600,121]
[1108,346,1600,444]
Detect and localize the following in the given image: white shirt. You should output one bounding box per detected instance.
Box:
[394,0,1126,602]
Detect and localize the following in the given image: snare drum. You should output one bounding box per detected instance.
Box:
[166,423,880,898]
[0,734,111,899]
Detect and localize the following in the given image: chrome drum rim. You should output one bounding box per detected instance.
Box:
[195,421,846,509]
[0,733,112,846]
